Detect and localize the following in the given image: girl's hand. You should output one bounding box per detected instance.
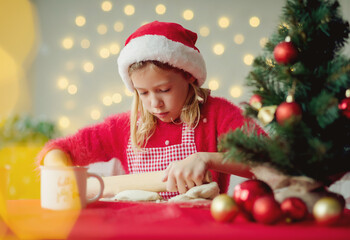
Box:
[43,149,73,167]
[162,152,210,194]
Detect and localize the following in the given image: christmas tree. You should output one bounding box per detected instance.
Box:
[220,0,350,186]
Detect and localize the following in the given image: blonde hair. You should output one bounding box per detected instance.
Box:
[129,61,210,149]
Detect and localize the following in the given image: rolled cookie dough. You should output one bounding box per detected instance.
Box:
[186,182,220,199]
[169,182,220,202]
[112,190,163,202]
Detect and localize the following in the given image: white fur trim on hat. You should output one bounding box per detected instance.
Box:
[117,34,207,91]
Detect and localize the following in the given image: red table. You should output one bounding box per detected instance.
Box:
[73,201,350,240]
[2,200,350,240]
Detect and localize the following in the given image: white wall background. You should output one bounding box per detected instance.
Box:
[30,0,350,200]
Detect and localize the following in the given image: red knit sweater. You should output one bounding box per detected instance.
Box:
[38,96,264,193]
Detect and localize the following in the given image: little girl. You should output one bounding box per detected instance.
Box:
[38,21,263,199]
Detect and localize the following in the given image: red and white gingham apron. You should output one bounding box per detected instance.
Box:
[126,123,197,199]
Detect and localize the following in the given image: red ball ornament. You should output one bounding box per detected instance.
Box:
[249,94,263,109]
[233,179,273,213]
[210,194,240,222]
[273,41,298,65]
[253,196,283,224]
[281,197,308,221]
[338,98,350,118]
[276,101,302,125]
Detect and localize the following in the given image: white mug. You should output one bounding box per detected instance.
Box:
[40,166,104,210]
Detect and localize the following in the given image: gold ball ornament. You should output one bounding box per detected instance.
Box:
[313,197,343,225]
[210,194,239,222]
[257,106,277,126]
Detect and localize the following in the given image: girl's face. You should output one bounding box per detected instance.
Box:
[131,64,193,123]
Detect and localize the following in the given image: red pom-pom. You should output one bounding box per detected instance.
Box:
[276,101,302,125]
[249,94,263,109]
[338,98,350,118]
[233,179,273,213]
[281,197,308,221]
[273,41,298,65]
[253,196,283,224]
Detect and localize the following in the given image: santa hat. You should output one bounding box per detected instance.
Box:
[117,21,207,91]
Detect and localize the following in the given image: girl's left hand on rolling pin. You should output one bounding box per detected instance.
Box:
[162,152,209,194]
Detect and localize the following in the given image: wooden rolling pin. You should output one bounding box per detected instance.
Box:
[88,170,212,198]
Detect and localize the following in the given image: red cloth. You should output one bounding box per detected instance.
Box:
[68,201,350,240]
[38,96,265,194]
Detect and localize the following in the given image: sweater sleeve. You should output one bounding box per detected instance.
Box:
[36,112,130,167]
[198,96,266,194]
